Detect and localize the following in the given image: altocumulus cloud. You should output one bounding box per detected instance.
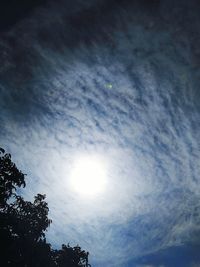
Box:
[0,0,200,266]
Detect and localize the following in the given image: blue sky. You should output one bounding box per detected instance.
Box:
[0,0,200,266]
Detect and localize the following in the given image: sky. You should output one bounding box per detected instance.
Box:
[0,0,200,266]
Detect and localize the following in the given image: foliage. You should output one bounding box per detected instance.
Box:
[0,148,25,206]
[0,147,90,267]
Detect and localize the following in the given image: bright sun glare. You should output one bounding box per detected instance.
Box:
[70,155,107,197]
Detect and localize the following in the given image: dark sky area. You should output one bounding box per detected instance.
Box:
[0,0,200,266]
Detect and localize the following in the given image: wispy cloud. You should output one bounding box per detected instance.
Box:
[0,0,200,266]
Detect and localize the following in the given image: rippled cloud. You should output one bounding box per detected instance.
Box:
[0,0,200,266]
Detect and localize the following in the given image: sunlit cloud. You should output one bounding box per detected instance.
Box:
[0,0,200,266]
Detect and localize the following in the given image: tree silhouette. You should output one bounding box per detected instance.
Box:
[0,148,25,207]
[0,147,91,267]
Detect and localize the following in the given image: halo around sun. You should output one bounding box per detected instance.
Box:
[69,155,107,198]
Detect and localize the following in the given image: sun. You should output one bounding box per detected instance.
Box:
[69,155,107,197]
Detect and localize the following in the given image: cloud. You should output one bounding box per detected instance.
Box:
[190,263,200,267]
[132,243,200,267]
[0,0,200,266]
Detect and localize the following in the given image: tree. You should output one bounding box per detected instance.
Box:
[0,147,90,267]
[54,244,90,267]
[0,148,25,207]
